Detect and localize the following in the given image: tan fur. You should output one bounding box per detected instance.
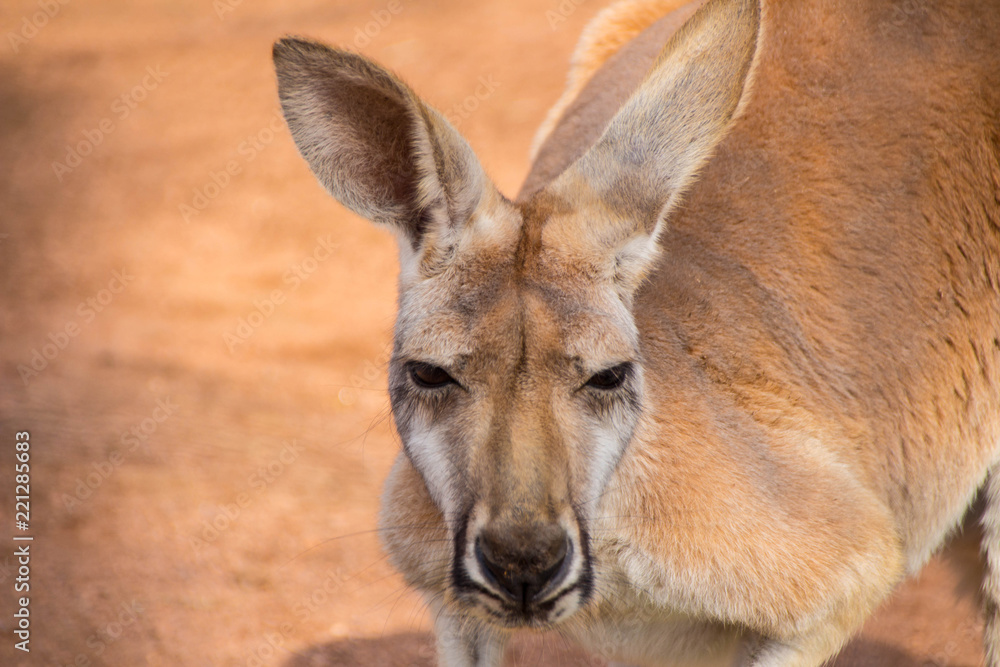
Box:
[530,0,700,160]
[273,0,1000,664]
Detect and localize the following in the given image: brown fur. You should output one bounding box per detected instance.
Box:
[273,0,1000,664]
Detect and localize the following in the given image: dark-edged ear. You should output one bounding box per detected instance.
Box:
[273,38,494,254]
[542,0,761,293]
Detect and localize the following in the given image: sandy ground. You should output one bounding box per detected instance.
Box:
[0,0,987,665]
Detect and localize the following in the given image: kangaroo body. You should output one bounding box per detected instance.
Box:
[274,0,1000,664]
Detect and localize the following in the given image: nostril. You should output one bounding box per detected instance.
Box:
[539,537,569,585]
[476,538,519,599]
[475,528,572,608]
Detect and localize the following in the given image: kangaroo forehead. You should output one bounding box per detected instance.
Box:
[401,275,634,366]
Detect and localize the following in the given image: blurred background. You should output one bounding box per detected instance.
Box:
[0,0,986,665]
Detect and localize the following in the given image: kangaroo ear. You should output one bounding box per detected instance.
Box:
[544,0,761,293]
[274,38,493,257]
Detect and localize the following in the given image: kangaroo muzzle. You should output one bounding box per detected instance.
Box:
[454,501,593,627]
[475,520,571,610]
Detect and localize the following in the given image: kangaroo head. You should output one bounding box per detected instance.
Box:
[273,0,759,629]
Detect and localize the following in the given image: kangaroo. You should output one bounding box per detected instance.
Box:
[272,0,1000,664]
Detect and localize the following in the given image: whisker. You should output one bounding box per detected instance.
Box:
[278,525,446,568]
[378,584,416,639]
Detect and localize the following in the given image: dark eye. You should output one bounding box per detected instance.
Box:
[409,362,456,389]
[585,363,631,390]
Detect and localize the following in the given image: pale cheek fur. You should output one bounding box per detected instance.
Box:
[405,420,460,518]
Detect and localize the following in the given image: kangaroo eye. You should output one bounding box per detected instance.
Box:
[585,363,631,390]
[409,362,456,389]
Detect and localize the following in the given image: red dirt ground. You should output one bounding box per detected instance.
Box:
[0,0,985,665]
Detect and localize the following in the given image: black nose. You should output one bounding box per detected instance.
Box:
[475,523,570,609]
